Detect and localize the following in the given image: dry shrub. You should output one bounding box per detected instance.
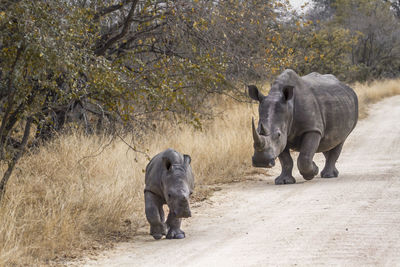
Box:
[0,79,399,265]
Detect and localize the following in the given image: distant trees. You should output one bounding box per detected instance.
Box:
[307,0,400,80]
[337,0,400,80]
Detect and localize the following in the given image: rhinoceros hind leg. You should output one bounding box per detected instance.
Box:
[145,191,167,240]
[298,132,321,180]
[275,148,296,185]
[166,212,185,239]
[321,142,343,178]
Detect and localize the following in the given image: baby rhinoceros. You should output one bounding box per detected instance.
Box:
[144,148,194,240]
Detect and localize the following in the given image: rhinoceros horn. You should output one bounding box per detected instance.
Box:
[252,117,265,148]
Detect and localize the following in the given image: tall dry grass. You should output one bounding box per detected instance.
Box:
[0,79,399,265]
[353,79,400,118]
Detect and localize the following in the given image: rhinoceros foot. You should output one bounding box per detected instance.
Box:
[275,175,296,185]
[166,228,185,239]
[301,162,319,180]
[152,233,163,240]
[150,222,167,240]
[321,167,339,178]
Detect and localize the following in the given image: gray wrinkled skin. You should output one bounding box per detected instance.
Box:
[144,148,194,240]
[249,69,358,185]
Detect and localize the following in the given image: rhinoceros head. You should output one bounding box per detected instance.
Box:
[161,155,192,218]
[248,84,294,168]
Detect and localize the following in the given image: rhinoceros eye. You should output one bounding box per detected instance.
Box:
[272,130,281,138]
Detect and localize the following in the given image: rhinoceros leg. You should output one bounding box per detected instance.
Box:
[166,211,185,239]
[321,142,343,178]
[298,132,321,180]
[275,147,296,185]
[145,191,167,240]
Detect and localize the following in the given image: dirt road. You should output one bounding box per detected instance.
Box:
[83,96,400,266]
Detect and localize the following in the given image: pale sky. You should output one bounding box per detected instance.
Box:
[289,0,311,11]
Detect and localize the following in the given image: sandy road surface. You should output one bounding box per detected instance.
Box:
[83,96,400,266]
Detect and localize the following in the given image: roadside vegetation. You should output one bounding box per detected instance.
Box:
[1,0,400,265]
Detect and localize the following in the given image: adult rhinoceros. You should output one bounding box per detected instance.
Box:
[249,69,358,185]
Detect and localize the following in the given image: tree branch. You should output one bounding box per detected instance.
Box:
[93,0,131,20]
[95,0,139,56]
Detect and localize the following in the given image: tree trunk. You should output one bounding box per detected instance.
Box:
[0,45,23,160]
[0,117,33,202]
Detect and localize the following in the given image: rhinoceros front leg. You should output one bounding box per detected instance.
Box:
[298,132,321,180]
[275,147,296,185]
[321,142,343,178]
[145,191,167,240]
[166,211,185,239]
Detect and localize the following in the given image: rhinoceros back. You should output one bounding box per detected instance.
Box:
[300,72,358,152]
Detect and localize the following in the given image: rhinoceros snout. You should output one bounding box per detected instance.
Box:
[173,208,191,218]
[169,194,191,218]
[252,156,275,168]
[181,210,192,218]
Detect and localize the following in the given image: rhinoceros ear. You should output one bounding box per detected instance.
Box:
[162,156,172,171]
[183,154,191,166]
[282,85,294,102]
[248,85,264,102]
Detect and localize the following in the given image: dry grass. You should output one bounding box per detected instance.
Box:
[354,79,400,118]
[0,78,399,265]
